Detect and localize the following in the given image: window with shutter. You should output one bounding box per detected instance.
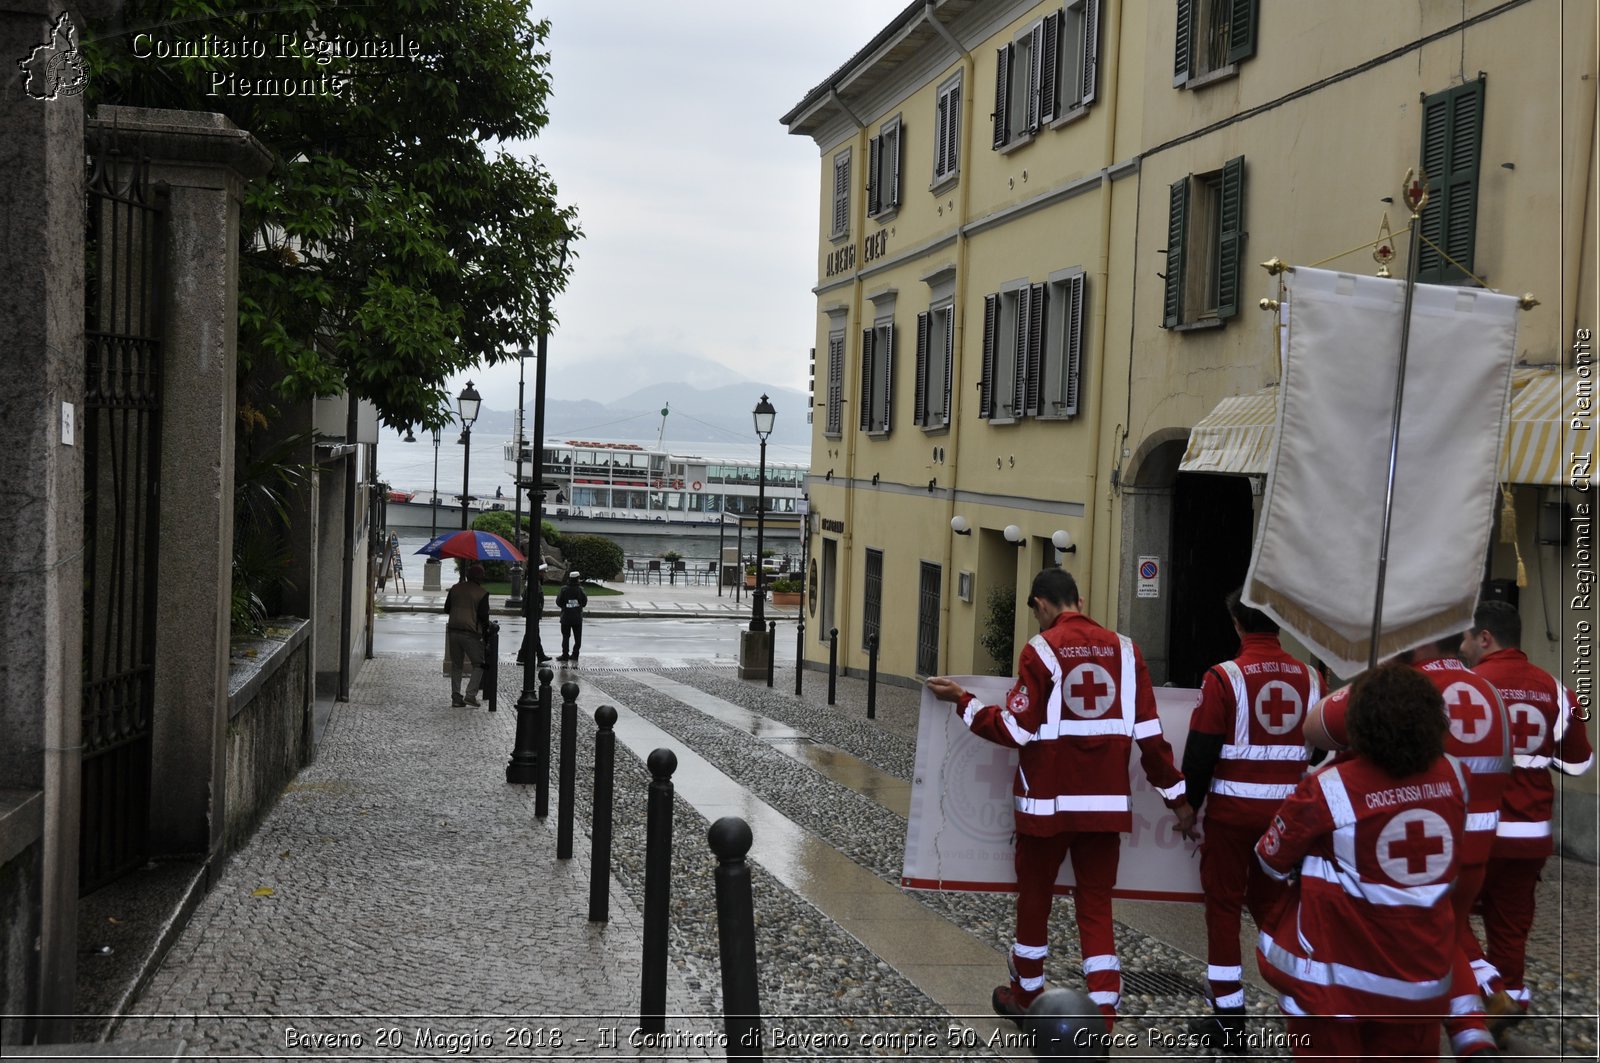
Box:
[941,309,954,425]
[1042,271,1086,418]
[1175,0,1255,88]
[933,75,961,186]
[1024,282,1047,416]
[868,115,902,219]
[1164,156,1246,329]
[825,333,844,437]
[879,321,895,433]
[988,287,1023,420]
[831,150,851,239]
[1418,79,1484,284]
[993,45,1011,150]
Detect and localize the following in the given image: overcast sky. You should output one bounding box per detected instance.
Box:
[443,0,907,417]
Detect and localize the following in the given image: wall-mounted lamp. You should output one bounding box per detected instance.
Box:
[927,478,937,492]
[824,469,833,481]
[1051,530,1077,554]
[950,515,972,536]
[871,472,880,485]
[1004,524,1026,547]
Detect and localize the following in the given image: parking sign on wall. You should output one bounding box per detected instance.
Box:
[1137,556,1161,599]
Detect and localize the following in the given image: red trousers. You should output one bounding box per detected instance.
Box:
[1444,862,1495,1057]
[1477,854,1545,1005]
[1286,1016,1439,1060]
[1013,831,1121,1014]
[1200,816,1288,1007]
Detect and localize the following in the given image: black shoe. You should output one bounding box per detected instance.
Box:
[451,696,466,707]
[556,654,570,662]
[537,655,553,663]
[1187,1012,1246,1055]
[991,985,1031,1028]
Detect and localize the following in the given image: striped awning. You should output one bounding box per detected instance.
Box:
[1179,368,1589,486]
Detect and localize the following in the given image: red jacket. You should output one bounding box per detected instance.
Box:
[1255,754,1467,1018]
[1317,658,1510,866]
[955,611,1185,835]
[1471,647,1595,859]
[1186,633,1320,828]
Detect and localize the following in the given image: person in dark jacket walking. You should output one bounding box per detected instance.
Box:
[556,570,588,665]
[443,563,490,706]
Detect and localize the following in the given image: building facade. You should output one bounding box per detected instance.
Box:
[784,0,1595,844]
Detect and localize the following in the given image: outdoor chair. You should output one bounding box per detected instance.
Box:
[701,561,717,586]
[672,560,687,585]
[646,559,661,584]
[625,559,638,583]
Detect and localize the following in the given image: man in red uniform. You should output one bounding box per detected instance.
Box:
[1460,600,1594,1035]
[926,568,1193,1027]
[1257,663,1467,1058]
[1181,591,1321,1052]
[1307,634,1511,1058]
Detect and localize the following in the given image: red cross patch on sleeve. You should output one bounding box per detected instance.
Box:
[1007,688,1030,715]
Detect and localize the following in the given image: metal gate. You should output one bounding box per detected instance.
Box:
[80,139,166,894]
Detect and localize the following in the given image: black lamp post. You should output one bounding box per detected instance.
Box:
[429,426,442,539]
[508,344,532,608]
[749,394,775,632]
[509,229,572,785]
[457,380,482,530]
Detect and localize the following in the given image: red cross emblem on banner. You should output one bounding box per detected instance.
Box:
[1063,663,1117,719]
[1253,681,1303,736]
[1376,808,1453,885]
[1443,682,1494,745]
[1508,703,1547,756]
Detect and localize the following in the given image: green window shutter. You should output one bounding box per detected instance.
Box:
[1227,0,1258,64]
[1173,0,1193,86]
[980,294,997,418]
[1216,155,1246,320]
[1419,80,1484,284]
[914,312,929,426]
[1163,177,1188,327]
[993,45,1011,149]
[859,328,874,431]
[1039,11,1060,126]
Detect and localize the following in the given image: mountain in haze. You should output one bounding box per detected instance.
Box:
[469,380,812,448]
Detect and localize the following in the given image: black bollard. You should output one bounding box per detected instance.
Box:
[639,748,678,1035]
[709,817,762,1058]
[794,616,804,696]
[483,620,499,711]
[557,680,578,859]
[827,628,839,706]
[867,633,879,720]
[588,706,617,923]
[506,664,542,784]
[766,620,776,689]
[535,667,553,818]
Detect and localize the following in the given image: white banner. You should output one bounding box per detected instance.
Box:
[901,677,1204,902]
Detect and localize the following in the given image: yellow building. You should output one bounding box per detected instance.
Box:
[784,0,1595,848]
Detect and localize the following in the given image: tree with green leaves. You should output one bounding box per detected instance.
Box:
[84,0,578,430]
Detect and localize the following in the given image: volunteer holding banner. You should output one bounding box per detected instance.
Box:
[1180,589,1320,1053]
[925,567,1193,1029]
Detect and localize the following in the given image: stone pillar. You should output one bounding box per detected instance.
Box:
[89,108,271,873]
[0,1,114,1038]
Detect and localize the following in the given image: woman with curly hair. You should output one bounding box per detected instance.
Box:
[1254,662,1468,1060]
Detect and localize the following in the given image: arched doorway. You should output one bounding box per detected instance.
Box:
[1166,473,1256,687]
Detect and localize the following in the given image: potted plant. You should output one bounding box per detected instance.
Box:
[769,577,803,606]
[744,562,758,589]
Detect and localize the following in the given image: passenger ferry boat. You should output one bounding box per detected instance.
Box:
[504,439,808,534]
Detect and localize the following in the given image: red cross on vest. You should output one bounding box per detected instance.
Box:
[1256,682,1301,734]
[1508,704,1545,754]
[1444,682,1491,743]
[1063,663,1116,718]
[1390,817,1446,876]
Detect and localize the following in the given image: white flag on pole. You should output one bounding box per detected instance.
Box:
[1244,267,1520,678]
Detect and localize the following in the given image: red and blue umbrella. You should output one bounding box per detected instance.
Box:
[415,529,525,562]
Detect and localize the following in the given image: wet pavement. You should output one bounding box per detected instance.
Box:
[56,584,1599,1061]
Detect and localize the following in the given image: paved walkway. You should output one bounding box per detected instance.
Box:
[379,578,798,621]
[60,592,1599,1061]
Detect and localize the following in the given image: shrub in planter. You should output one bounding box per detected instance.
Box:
[560,533,624,581]
[769,578,802,594]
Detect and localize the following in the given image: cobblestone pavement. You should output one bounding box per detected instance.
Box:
[110,651,1598,1060]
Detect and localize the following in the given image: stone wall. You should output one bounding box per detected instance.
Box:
[0,837,41,1045]
[225,621,312,851]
